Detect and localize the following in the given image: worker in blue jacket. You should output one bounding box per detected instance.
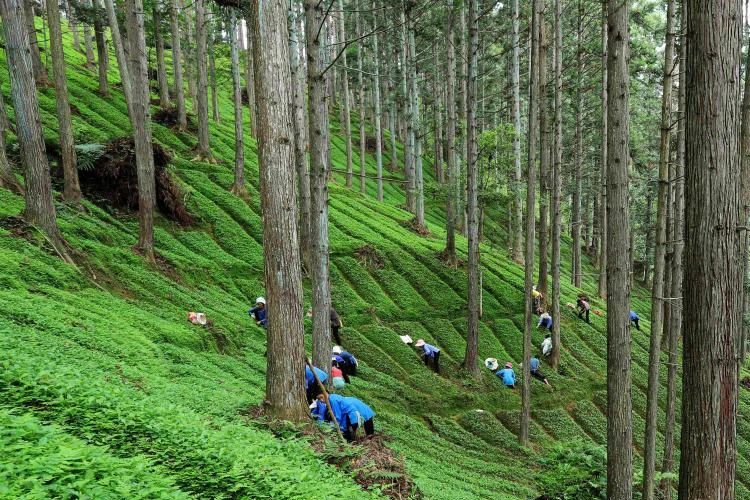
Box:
[333,345,358,378]
[322,394,376,442]
[629,310,641,331]
[496,362,516,388]
[415,339,441,373]
[305,365,329,404]
[248,297,268,328]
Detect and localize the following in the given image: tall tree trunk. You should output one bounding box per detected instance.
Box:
[81,0,96,69]
[65,0,81,52]
[402,10,415,212]
[457,2,468,237]
[245,20,257,137]
[550,0,562,369]
[407,10,423,221]
[642,0,675,495]
[660,3,685,494]
[433,48,444,184]
[288,0,310,270]
[463,0,480,375]
[520,0,541,447]
[571,2,583,288]
[597,0,608,299]
[104,0,133,116]
[93,2,109,96]
[154,2,170,108]
[0,0,63,247]
[538,22,550,301]
[23,0,48,85]
[740,0,750,365]
[443,10,457,264]
[337,0,353,189]
[372,11,384,202]
[46,0,81,203]
[194,0,212,160]
[229,9,245,197]
[355,0,366,195]
[643,190,653,282]
[679,0,742,495]
[388,24,398,174]
[606,0,633,496]
[304,0,332,378]
[510,0,523,263]
[208,24,220,123]
[124,0,157,262]
[249,0,308,422]
[170,0,187,130]
[183,0,197,108]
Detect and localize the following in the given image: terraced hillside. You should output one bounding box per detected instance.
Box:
[1,16,750,499]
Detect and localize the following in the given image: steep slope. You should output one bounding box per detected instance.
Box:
[1,17,749,499]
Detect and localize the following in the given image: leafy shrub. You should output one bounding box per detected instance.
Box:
[536,441,607,499]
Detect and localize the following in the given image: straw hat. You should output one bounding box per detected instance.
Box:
[332,345,343,354]
[415,339,426,347]
[505,362,513,369]
[255,297,266,305]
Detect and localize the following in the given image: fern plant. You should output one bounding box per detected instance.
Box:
[75,143,104,171]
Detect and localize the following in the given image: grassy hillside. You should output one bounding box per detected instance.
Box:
[1,16,750,499]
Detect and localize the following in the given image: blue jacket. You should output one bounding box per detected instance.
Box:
[421,343,440,358]
[327,394,375,430]
[248,306,268,327]
[339,351,358,368]
[630,311,639,321]
[538,315,553,330]
[496,368,516,387]
[332,354,345,366]
[529,357,540,372]
[305,365,329,389]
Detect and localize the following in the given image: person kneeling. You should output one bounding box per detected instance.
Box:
[529,356,551,386]
[323,394,376,442]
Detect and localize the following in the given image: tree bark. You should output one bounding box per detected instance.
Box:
[93,1,109,96]
[0,0,62,246]
[304,0,332,378]
[355,0,366,195]
[740,0,750,366]
[550,0,562,370]
[336,0,353,189]
[124,0,157,262]
[372,9,383,202]
[194,0,212,160]
[538,22,550,302]
[170,0,187,130]
[606,0,633,496]
[407,10,423,221]
[288,0,310,270]
[678,0,742,496]
[571,1,583,288]
[154,2,170,108]
[463,0,480,375]
[208,23,220,123]
[104,0,133,117]
[23,0,48,85]
[229,9,245,197]
[46,0,81,203]
[245,18,257,137]
[81,0,96,70]
[660,3,685,494]
[443,10,458,265]
[520,0,541,447]
[509,0,523,263]
[597,0,608,299]
[249,0,308,422]
[65,0,81,52]
[388,22,398,175]
[642,0,675,496]
[183,0,197,106]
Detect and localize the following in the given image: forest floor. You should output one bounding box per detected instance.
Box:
[1,17,750,499]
